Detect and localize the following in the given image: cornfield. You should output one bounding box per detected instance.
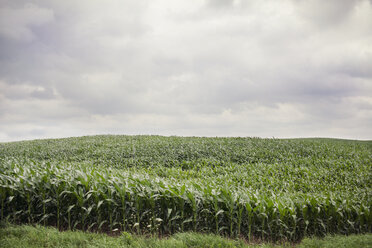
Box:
[0,135,371,241]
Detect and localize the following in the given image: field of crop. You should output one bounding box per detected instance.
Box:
[0,135,371,242]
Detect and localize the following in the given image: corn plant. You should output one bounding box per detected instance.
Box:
[0,135,370,241]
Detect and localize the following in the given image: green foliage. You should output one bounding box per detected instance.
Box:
[0,135,371,241]
[1,224,371,248]
[0,224,258,248]
[298,234,372,248]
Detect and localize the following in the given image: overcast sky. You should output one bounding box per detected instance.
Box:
[0,0,372,142]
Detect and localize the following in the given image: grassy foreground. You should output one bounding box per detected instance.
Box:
[0,135,371,242]
[1,224,371,248]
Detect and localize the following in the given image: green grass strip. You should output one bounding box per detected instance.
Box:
[1,224,371,248]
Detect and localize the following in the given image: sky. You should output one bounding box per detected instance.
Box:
[0,0,372,142]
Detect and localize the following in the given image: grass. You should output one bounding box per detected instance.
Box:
[299,233,372,248]
[0,224,272,248]
[0,135,371,242]
[0,224,371,248]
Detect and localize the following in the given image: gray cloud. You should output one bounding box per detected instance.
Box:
[0,0,371,141]
[293,0,362,27]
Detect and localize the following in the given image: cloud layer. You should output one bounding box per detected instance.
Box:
[1,0,372,141]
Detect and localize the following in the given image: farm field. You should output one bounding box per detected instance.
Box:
[0,135,371,242]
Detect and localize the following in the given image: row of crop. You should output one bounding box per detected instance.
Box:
[2,136,367,168]
[0,162,370,241]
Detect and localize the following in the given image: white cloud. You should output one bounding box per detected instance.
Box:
[0,0,371,141]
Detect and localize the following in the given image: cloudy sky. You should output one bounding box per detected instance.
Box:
[0,0,372,142]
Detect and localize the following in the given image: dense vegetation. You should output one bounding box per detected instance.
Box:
[0,135,371,242]
[2,224,372,248]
